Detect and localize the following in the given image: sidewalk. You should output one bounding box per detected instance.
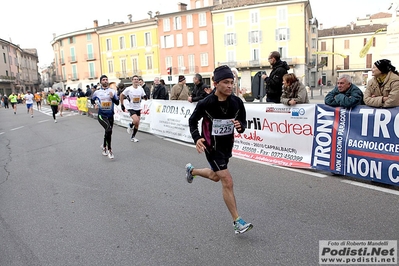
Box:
[307,85,333,104]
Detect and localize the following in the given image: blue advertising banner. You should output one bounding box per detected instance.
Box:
[312,104,399,186]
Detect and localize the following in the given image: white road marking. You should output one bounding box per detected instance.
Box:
[341,180,399,196]
[0,132,4,135]
[10,126,24,131]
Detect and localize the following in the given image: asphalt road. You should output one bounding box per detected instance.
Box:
[0,105,398,266]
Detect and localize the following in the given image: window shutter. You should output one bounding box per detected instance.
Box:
[248,31,251,43]
[287,28,290,40]
[259,30,262,43]
[275,29,278,41]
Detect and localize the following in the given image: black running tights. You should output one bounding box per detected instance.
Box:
[98,115,114,150]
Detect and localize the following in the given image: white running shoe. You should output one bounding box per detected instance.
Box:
[102,147,108,156]
[131,137,139,142]
[108,150,114,159]
[54,119,57,123]
[233,217,253,235]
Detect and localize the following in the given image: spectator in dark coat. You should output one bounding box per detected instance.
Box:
[188,73,208,103]
[261,51,290,103]
[325,74,363,108]
[152,77,168,100]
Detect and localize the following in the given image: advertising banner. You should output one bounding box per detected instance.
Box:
[149,100,196,143]
[312,104,399,185]
[232,104,315,168]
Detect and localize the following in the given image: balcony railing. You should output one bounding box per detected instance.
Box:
[68,56,77,63]
[85,54,96,61]
[0,75,16,83]
[85,72,98,80]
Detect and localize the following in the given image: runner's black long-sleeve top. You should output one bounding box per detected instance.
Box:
[189,94,246,159]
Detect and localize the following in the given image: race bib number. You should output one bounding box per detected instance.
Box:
[101,101,112,110]
[51,100,57,105]
[212,119,234,136]
[132,97,140,103]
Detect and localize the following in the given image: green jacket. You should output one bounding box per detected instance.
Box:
[47,93,61,106]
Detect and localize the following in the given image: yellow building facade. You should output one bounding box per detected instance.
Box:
[97,19,160,85]
[212,1,313,91]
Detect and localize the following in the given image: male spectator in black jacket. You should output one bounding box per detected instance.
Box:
[152,77,168,99]
[261,51,290,103]
[139,77,151,99]
[188,73,208,103]
[85,85,92,97]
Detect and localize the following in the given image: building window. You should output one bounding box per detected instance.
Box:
[163,18,170,31]
[87,33,92,41]
[161,35,174,48]
[227,50,235,63]
[62,66,66,80]
[130,35,137,48]
[132,58,138,73]
[251,48,259,61]
[366,54,372,68]
[275,28,290,41]
[3,53,6,63]
[311,38,316,49]
[200,53,208,66]
[248,31,262,43]
[121,59,127,75]
[187,32,194,46]
[70,47,76,62]
[278,47,287,58]
[312,26,316,34]
[146,56,153,70]
[108,60,114,73]
[250,10,259,24]
[199,31,207,44]
[88,62,95,78]
[176,34,183,47]
[174,16,182,30]
[72,65,78,79]
[277,7,287,21]
[69,37,75,44]
[344,55,349,69]
[344,39,350,49]
[145,32,151,46]
[106,39,112,51]
[178,55,184,73]
[321,41,326,51]
[186,14,193,28]
[199,12,206,27]
[165,56,172,70]
[119,36,125,49]
[87,44,94,60]
[188,54,195,73]
[226,14,233,27]
[224,33,237,46]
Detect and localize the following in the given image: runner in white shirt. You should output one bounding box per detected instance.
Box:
[120,75,147,142]
[24,91,35,118]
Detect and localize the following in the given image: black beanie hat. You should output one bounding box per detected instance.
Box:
[374,59,395,74]
[99,75,108,82]
[178,75,186,82]
[213,65,234,82]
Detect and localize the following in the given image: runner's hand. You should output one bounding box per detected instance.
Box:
[196,138,206,153]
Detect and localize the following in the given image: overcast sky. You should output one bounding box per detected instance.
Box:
[0,0,393,68]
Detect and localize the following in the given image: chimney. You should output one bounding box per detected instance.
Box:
[52,33,56,39]
[320,23,323,30]
[128,14,132,22]
[350,21,355,30]
[178,2,188,11]
[94,20,98,27]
